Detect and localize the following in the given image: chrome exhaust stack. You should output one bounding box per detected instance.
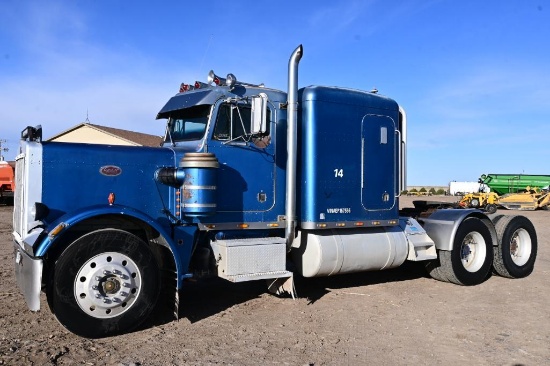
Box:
[285,45,303,249]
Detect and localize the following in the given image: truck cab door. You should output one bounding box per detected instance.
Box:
[207,101,276,215]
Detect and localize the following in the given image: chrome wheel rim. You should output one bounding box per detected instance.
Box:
[509,228,531,266]
[74,252,142,318]
[460,231,486,272]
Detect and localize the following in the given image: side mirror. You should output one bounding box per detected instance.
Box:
[251,93,268,134]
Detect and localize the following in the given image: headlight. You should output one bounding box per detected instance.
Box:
[31,202,50,221]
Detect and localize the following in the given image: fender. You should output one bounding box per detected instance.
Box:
[34,204,191,287]
[421,208,497,251]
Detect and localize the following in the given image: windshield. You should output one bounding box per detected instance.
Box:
[165,104,211,142]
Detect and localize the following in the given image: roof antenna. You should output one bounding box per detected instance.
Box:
[198,34,214,75]
[85,109,90,123]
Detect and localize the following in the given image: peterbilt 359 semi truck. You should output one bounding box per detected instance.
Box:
[13,45,537,338]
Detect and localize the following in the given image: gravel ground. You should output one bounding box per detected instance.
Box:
[1,196,549,365]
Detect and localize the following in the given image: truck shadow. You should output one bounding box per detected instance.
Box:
[178,278,267,322]
[295,261,430,304]
[140,277,267,330]
[143,262,430,330]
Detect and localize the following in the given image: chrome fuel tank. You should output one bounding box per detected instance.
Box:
[292,227,408,277]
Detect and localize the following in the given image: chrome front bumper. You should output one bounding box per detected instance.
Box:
[13,239,43,312]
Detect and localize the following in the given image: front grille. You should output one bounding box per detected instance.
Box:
[13,154,25,236]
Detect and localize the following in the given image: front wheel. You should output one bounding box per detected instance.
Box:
[47,229,160,338]
[493,215,537,278]
[427,217,493,286]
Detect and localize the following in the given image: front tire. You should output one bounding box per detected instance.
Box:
[493,215,537,278]
[428,217,493,286]
[47,229,160,338]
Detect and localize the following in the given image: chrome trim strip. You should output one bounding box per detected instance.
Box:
[183,185,217,190]
[301,220,399,230]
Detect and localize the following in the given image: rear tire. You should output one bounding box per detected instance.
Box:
[489,214,505,225]
[47,229,160,338]
[470,198,480,208]
[425,259,448,282]
[493,215,537,278]
[428,217,493,285]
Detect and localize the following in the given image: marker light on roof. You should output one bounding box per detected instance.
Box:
[180,83,192,92]
[194,81,209,89]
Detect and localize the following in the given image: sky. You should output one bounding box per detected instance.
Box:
[1,0,549,186]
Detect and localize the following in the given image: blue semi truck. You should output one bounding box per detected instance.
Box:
[13,45,537,338]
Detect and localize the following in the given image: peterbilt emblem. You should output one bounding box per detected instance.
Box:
[99,165,122,176]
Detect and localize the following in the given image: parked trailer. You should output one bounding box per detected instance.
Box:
[448,181,489,196]
[481,173,550,195]
[13,46,538,338]
[457,188,550,212]
[498,188,550,211]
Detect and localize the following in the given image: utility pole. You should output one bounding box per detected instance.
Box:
[0,139,8,161]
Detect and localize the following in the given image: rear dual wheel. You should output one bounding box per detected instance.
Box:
[47,229,160,338]
[427,217,493,286]
[493,215,537,278]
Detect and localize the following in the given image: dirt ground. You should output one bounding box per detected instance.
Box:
[1,196,549,365]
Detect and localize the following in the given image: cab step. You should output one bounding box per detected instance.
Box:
[210,237,291,281]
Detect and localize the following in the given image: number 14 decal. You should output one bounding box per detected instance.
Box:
[334,169,344,178]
